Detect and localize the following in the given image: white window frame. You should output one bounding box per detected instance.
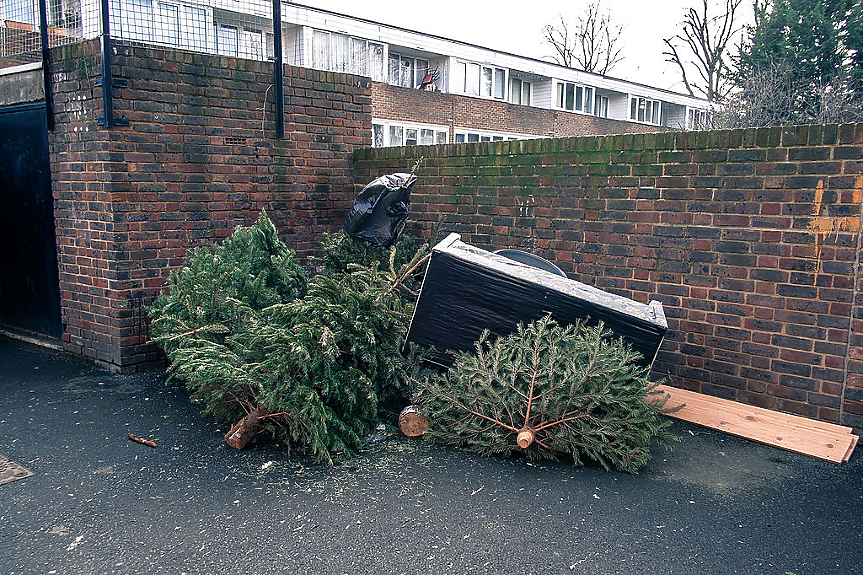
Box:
[594,94,609,118]
[310,28,386,78]
[687,107,709,130]
[510,78,531,106]
[630,96,661,124]
[311,29,331,69]
[348,37,385,81]
[388,52,429,89]
[466,62,480,95]
[453,127,539,143]
[556,81,594,114]
[388,52,413,88]
[372,120,449,148]
[453,60,506,100]
[367,41,385,82]
[416,57,430,88]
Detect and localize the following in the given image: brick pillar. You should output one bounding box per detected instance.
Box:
[48,40,371,371]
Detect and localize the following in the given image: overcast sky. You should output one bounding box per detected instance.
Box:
[297,0,754,93]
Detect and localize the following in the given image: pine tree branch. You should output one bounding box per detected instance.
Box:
[162,324,216,341]
[226,389,256,415]
[535,412,595,432]
[444,413,475,430]
[380,252,430,299]
[462,422,499,440]
[484,381,518,430]
[557,325,602,419]
[501,377,530,402]
[430,388,519,433]
[497,342,530,404]
[532,437,561,453]
[410,157,423,177]
[521,317,548,428]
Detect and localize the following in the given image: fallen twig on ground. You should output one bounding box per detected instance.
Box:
[128,433,156,448]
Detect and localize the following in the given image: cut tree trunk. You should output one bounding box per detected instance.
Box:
[225,406,265,450]
[398,405,429,437]
[517,427,536,449]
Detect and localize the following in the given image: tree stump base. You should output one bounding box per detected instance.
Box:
[225,406,265,450]
[517,427,536,449]
[398,405,429,437]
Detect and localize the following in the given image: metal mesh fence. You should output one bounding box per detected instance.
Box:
[1,0,39,66]
[108,0,276,60]
[0,0,88,68]
[0,0,284,71]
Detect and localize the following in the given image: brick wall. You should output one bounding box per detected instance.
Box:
[353,125,863,428]
[372,83,666,139]
[49,39,371,371]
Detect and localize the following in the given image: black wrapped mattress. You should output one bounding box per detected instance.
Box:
[405,234,667,369]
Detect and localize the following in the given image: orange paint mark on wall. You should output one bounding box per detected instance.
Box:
[808,177,863,275]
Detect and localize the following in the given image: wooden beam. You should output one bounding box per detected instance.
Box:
[655,385,857,465]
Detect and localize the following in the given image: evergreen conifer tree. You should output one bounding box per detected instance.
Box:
[149,212,430,463]
[415,316,676,474]
[314,231,421,277]
[723,0,863,126]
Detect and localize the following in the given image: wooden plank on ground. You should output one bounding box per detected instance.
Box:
[661,394,852,441]
[658,385,854,435]
[655,385,858,464]
[667,401,856,457]
[844,434,858,463]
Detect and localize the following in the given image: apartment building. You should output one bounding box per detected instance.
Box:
[2,0,712,144]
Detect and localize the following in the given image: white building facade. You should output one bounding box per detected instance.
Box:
[3,0,713,144]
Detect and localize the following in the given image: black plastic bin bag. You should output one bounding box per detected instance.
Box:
[344,172,416,247]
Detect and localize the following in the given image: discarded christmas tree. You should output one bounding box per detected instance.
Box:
[415,315,676,474]
[148,210,308,359]
[149,211,430,463]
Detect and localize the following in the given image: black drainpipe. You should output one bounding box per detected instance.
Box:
[37,0,53,130]
[273,0,284,138]
[97,0,127,128]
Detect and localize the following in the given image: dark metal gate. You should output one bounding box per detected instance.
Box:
[0,102,62,340]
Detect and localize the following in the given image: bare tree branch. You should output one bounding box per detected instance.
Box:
[543,1,624,75]
[663,0,741,101]
[543,16,573,68]
[663,38,696,97]
[714,61,863,128]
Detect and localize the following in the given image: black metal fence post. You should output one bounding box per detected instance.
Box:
[38,0,54,130]
[273,0,285,139]
[98,0,115,128]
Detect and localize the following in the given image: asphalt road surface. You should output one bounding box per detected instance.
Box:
[1,339,861,574]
